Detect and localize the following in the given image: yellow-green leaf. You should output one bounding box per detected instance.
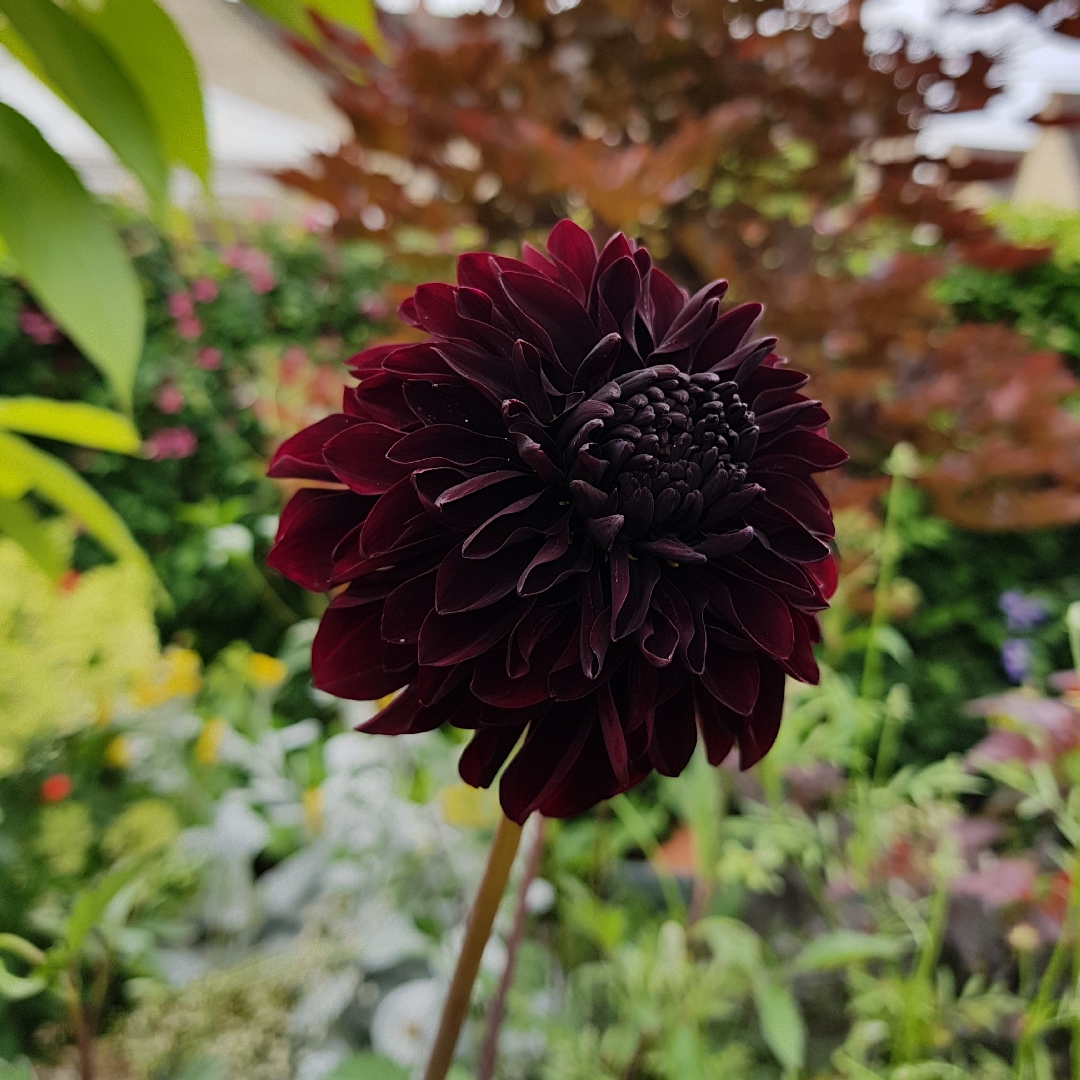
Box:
[0,960,45,1001]
[0,934,46,968]
[72,0,210,184]
[0,430,146,566]
[0,497,67,579]
[0,104,144,409]
[243,0,312,38]
[0,397,141,453]
[0,0,169,207]
[309,0,388,60]
[0,935,46,1001]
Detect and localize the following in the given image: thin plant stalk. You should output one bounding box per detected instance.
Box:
[423,812,524,1080]
[610,794,686,923]
[861,458,907,705]
[476,817,547,1080]
[1017,854,1080,1075]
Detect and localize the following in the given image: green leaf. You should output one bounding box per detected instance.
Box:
[0,937,47,1001]
[242,0,312,38]
[308,0,388,60]
[0,397,140,453]
[0,497,67,579]
[751,973,805,1071]
[0,934,46,968]
[0,104,144,408]
[0,430,146,566]
[0,1063,36,1080]
[0,961,45,1000]
[792,930,904,972]
[244,0,388,59]
[326,1052,409,1080]
[64,859,146,958]
[170,1059,228,1080]
[0,0,168,206]
[72,0,210,183]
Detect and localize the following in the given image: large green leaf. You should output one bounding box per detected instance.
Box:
[0,497,67,578]
[73,0,210,183]
[0,397,141,453]
[0,0,168,206]
[0,104,144,408]
[0,430,146,566]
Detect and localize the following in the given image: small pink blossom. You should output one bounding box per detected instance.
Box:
[357,292,389,320]
[281,345,309,383]
[168,292,194,319]
[197,346,222,370]
[191,277,219,303]
[176,316,202,340]
[222,245,276,294]
[19,309,60,345]
[144,426,198,461]
[155,384,185,414]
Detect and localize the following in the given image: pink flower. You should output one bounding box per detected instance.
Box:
[192,277,219,303]
[176,316,202,340]
[222,245,276,294]
[281,345,309,383]
[168,292,194,320]
[155,384,185,414]
[197,347,222,371]
[144,426,198,461]
[358,292,390,320]
[19,309,60,345]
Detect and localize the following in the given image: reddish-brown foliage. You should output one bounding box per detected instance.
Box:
[280,0,1080,530]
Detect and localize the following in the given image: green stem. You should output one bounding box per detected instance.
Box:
[895,878,949,1065]
[1019,856,1080,1072]
[610,795,686,924]
[861,468,906,705]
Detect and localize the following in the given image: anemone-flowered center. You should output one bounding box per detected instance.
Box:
[561,364,759,547]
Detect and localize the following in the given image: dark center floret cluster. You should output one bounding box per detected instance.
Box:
[558,364,759,548]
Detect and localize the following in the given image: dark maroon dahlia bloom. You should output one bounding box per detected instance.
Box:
[267,221,845,823]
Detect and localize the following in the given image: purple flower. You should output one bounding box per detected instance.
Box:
[1001,638,1032,684]
[998,590,1047,632]
[266,221,845,824]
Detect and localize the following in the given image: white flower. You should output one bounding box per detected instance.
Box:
[370,978,443,1068]
[289,968,360,1038]
[205,523,254,566]
[524,877,556,915]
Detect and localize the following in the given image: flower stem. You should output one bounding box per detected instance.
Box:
[477,816,547,1080]
[423,811,524,1080]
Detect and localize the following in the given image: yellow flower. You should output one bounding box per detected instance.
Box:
[105,735,131,769]
[194,718,226,766]
[247,653,288,690]
[440,783,500,829]
[302,787,323,836]
[1008,923,1040,953]
[132,647,202,708]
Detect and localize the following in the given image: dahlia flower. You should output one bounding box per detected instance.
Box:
[268,221,844,823]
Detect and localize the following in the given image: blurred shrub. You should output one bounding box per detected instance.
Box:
[0,220,397,657]
[0,528,157,775]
